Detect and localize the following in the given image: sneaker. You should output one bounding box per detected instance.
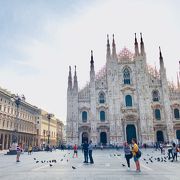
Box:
[16,160,20,162]
[136,169,141,172]
[127,167,130,171]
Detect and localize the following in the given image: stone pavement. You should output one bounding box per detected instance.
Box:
[0,148,179,180]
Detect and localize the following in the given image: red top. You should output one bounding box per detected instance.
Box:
[73,145,77,151]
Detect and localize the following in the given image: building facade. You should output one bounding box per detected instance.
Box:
[66,34,180,146]
[0,88,39,150]
[38,110,57,147]
[57,120,64,146]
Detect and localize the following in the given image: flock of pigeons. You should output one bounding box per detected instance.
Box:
[33,152,76,170]
[32,150,176,170]
[110,151,172,167]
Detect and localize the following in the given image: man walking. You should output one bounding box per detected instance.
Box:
[88,140,94,164]
[83,141,89,163]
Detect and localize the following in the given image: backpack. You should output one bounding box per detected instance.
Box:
[136,149,141,158]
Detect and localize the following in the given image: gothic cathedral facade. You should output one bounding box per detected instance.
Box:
[66,33,180,146]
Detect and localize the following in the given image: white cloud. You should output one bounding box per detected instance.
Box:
[0,0,180,124]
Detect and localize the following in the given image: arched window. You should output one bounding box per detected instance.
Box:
[82,111,87,122]
[100,111,105,121]
[125,95,132,107]
[99,92,105,104]
[174,108,180,119]
[152,90,159,102]
[123,68,131,84]
[155,109,161,120]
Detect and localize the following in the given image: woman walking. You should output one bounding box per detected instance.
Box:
[123,142,132,170]
[172,142,178,162]
[16,144,22,162]
[132,138,141,172]
[73,144,78,158]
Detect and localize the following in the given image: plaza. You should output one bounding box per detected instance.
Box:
[0,148,179,180]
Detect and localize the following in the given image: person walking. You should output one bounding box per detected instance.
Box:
[88,140,94,164]
[16,144,22,162]
[73,144,78,158]
[132,138,141,172]
[123,142,132,170]
[83,141,89,163]
[28,145,32,155]
[172,142,178,162]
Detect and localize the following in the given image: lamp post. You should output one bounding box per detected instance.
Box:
[7,94,23,155]
[47,113,53,146]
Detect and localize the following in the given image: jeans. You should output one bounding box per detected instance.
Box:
[125,154,131,167]
[173,152,177,161]
[84,150,88,162]
[168,149,173,160]
[89,150,94,163]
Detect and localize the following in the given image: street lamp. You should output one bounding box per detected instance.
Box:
[7,94,23,155]
[47,113,54,146]
[11,94,23,144]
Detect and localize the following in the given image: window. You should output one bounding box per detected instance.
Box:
[125,95,132,107]
[174,109,180,119]
[123,68,131,84]
[155,109,161,120]
[152,90,159,102]
[99,92,105,103]
[100,111,105,121]
[82,111,87,122]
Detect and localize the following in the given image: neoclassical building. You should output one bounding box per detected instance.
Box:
[0,88,39,150]
[66,34,180,146]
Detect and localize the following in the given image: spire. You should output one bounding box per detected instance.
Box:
[68,66,72,90]
[159,46,164,67]
[177,72,180,89]
[106,34,111,60]
[134,33,139,56]
[90,50,95,81]
[73,65,78,91]
[140,33,145,55]
[90,50,95,71]
[112,34,117,60]
[90,50,94,69]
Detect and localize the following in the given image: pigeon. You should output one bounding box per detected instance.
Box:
[41,161,44,163]
[143,158,146,161]
[49,164,53,167]
[33,158,36,160]
[52,160,57,163]
[36,161,39,163]
[122,164,126,167]
[147,154,150,156]
[72,166,76,169]
[60,159,63,161]
[146,162,148,164]
[67,159,69,162]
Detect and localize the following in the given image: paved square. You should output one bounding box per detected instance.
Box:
[0,149,179,180]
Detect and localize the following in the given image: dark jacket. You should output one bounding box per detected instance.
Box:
[83,142,89,152]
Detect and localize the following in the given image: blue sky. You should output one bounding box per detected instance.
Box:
[0,0,180,123]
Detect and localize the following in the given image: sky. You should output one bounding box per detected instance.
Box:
[0,0,180,124]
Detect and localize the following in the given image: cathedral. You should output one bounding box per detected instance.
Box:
[66,33,180,146]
